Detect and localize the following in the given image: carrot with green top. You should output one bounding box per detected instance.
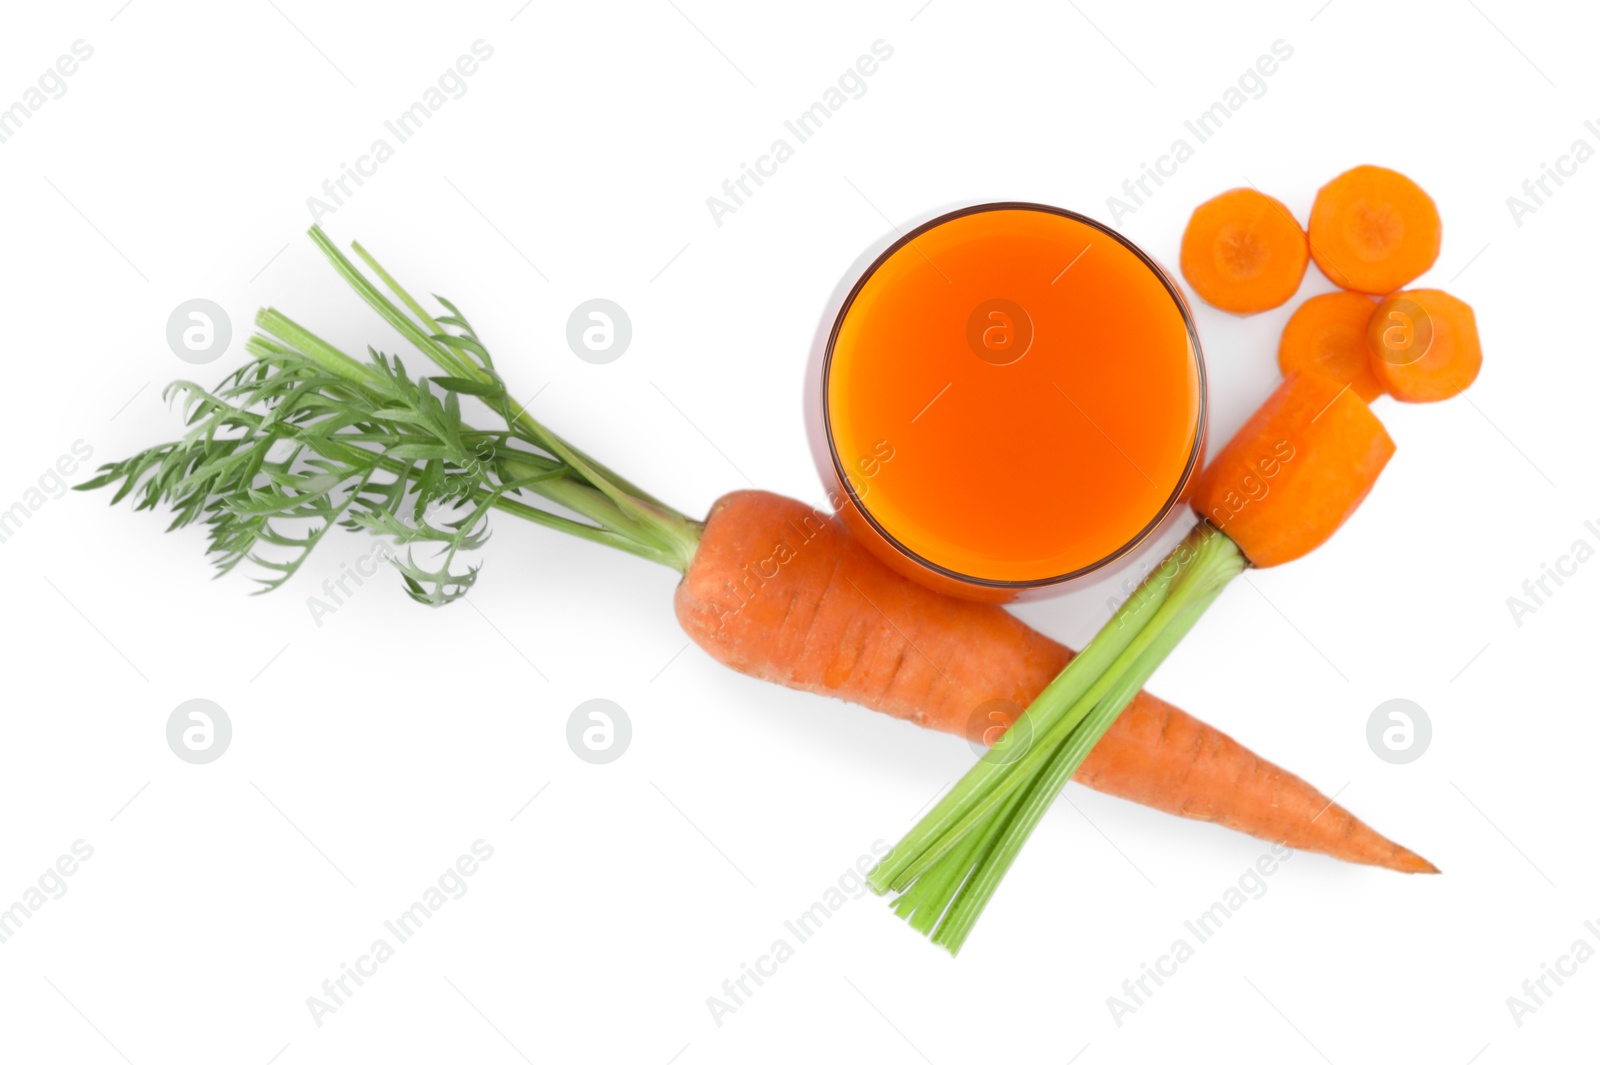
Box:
[81,227,1429,885]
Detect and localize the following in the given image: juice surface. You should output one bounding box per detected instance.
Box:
[826,206,1202,584]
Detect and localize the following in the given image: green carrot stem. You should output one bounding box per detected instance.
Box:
[350,239,450,343]
[897,782,1027,934]
[935,581,1233,954]
[255,309,380,388]
[256,304,677,563]
[325,226,703,568]
[869,520,1247,953]
[85,227,709,599]
[867,554,1184,893]
[308,229,702,567]
[309,226,476,382]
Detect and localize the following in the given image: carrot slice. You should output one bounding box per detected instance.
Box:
[1180,188,1309,314]
[1308,165,1441,294]
[1190,371,1395,568]
[1366,288,1482,402]
[1278,291,1384,402]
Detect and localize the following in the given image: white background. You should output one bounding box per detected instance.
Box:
[1,1,1595,1062]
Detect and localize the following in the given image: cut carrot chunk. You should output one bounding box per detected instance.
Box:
[1190,371,1395,568]
[1366,288,1482,402]
[1180,188,1309,314]
[1308,165,1440,294]
[1278,291,1384,402]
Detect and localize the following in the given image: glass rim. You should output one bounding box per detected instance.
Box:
[820,200,1209,591]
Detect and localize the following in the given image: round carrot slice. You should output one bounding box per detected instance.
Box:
[1180,188,1309,314]
[1278,291,1384,402]
[1366,288,1481,402]
[1308,165,1441,295]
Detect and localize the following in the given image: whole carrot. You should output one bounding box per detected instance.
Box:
[681,490,1431,872]
[80,227,1427,877]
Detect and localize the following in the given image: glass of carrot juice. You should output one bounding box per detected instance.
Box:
[816,203,1206,601]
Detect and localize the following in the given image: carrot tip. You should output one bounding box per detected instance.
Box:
[1387,847,1440,875]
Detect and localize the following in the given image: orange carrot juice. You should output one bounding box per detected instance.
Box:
[823,204,1204,591]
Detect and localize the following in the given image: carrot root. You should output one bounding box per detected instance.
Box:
[677,489,1434,874]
